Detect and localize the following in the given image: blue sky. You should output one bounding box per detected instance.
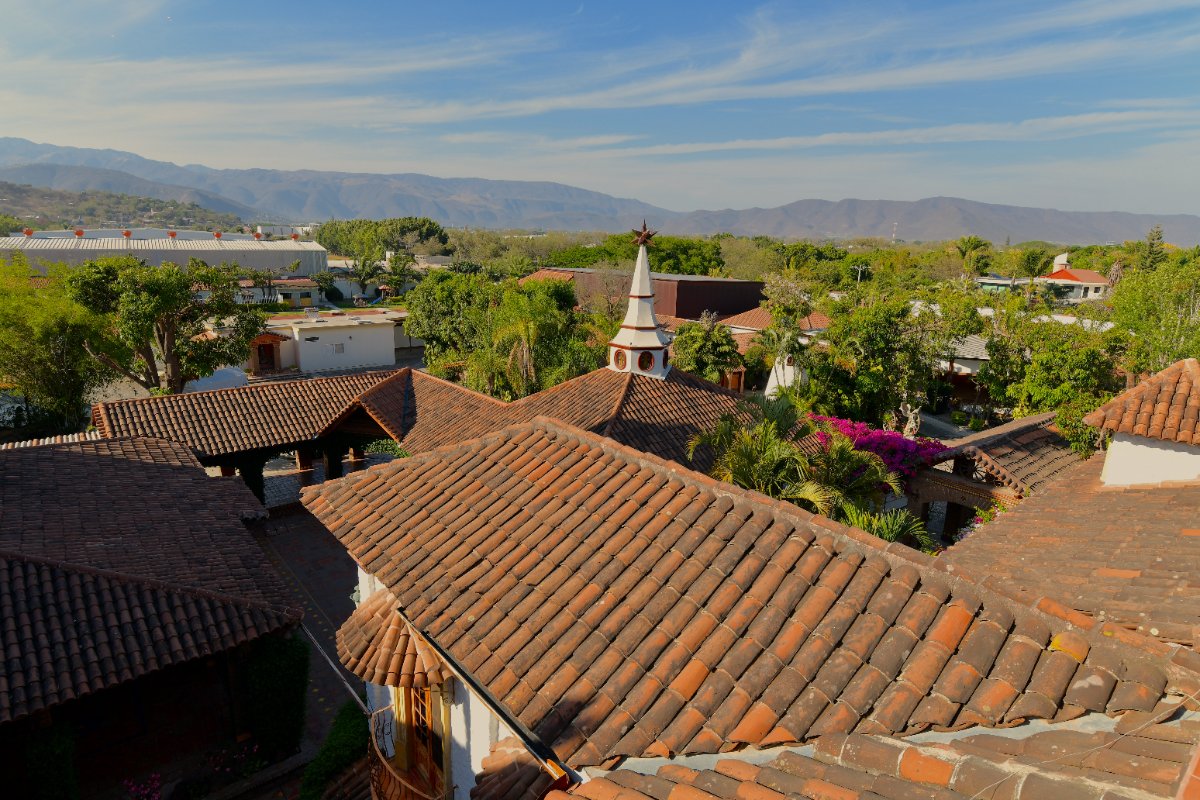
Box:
[2,0,1199,213]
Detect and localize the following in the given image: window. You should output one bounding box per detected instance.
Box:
[393,686,450,795]
[332,343,345,354]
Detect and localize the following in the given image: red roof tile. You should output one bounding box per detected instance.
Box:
[943,456,1200,646]
[932,413,1082,496]
[550,715,1200,799]
[337,589,452,688]
[93,370,396,459]
[303,419,1196,772]
[470,737,559,800]
[0,437,299,722]
[721,307,830,332]
[520,269,580,285]
[1083,359,1200,446]
[324,367,743,471]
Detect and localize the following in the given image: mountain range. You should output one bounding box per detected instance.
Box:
[1,137,1197,245]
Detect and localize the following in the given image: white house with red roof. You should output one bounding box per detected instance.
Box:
[1037,252,1111,303]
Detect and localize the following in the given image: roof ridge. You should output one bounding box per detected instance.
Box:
[0,548,302,619]
[599,372,635,437]
[94,368,398,411]
[319,368,414,440]
[408,369,512,407]
[1083,358,1199,429]
[307,415,1200,681]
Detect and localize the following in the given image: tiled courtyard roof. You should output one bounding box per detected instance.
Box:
[303,419,1200,774]
[0,437,299,722]
[337,589,452,688]
[721,307,830,332]
[932,413,1081,496]
[324,367,742,470]
[552,710,1200,799]
[1083,358,1200,446]
[92,370,396,459]
[943,456,1200,646]
[0,430,102,449]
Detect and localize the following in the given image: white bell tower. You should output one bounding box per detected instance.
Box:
[607,222,671,379]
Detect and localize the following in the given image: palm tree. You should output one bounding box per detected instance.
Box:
[688,398,903,519]
[955,235,990,274]
[1012,248,1051,302]
[689,417,836,513]
[754,323,806,396]
[839,505,938,552]
[493,314,539,397]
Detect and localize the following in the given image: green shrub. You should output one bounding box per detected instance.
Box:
[363,438,409,457]
[324,284,344,302]
[967,416,987,432]
[23,723,79,800]
[300,701,369,800]
[950,410,968,425]
[242,634,309,760]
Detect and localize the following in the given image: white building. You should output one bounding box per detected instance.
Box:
[246,309,419,375]
[1,233,328,274]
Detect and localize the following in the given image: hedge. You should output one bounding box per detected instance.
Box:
[300,700,369,800]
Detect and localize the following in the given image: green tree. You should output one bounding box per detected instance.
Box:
[310,270,338,301]
[670,312,743,383]
[387,251,419,295]
[1136,224,1167,272]
[0,214,23,235]
[1108,259,1200,374]
[954,235,991,274]
[67,255,265,394]
[0,257,113,431]
[688,396,902,520]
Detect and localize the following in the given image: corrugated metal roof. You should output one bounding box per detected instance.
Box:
[0,237,325,252]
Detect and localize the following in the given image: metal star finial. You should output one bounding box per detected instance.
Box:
[632,220,657,247]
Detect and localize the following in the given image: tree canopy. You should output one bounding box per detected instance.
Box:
[0,256,113,433]
[670,312,743,383]
[66,255,266,394]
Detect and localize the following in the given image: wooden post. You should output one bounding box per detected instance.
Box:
[296,449,315,486]
[238,456,268,502]
[349,446,367,469]
[323,443,346,480]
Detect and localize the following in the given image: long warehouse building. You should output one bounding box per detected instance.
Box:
[0,235,328,273]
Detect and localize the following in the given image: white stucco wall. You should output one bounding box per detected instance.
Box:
[1100,432,1200,486]
[289,321,396,372]
[449,683,514,800]
[765,358,807,398]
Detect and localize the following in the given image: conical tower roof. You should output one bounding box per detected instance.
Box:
[607,222,671,379]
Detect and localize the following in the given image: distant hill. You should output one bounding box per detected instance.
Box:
[669,197,1200,245]
[0,179,242,232]
[1,137,1197,244]
[0,164,260,219]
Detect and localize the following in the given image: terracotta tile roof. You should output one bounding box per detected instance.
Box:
[1044,267,1110,284]
[303,419,1200,773]
[0,437,299,722]
[324,367,742,471]
[520,269,580,285]
[1083,359,1200,446]
[944,457,1200,645]
[933,413,1081,496]
[552,711,1200,799]
[721,307,830,332]
[0,431,102,449]
[93,370,396,459]
[336,589,452,688]
[470,737,559,800]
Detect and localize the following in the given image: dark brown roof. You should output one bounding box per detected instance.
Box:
[337,589,452,688]
[1083,359,1200,446]
[551,710,1200,799]
[303,419,1200,773]
[944,456,1200,646]
[324,367,742,470]
[92,370,396,459]
[0,437,299,722]
[933,413,1082,496]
